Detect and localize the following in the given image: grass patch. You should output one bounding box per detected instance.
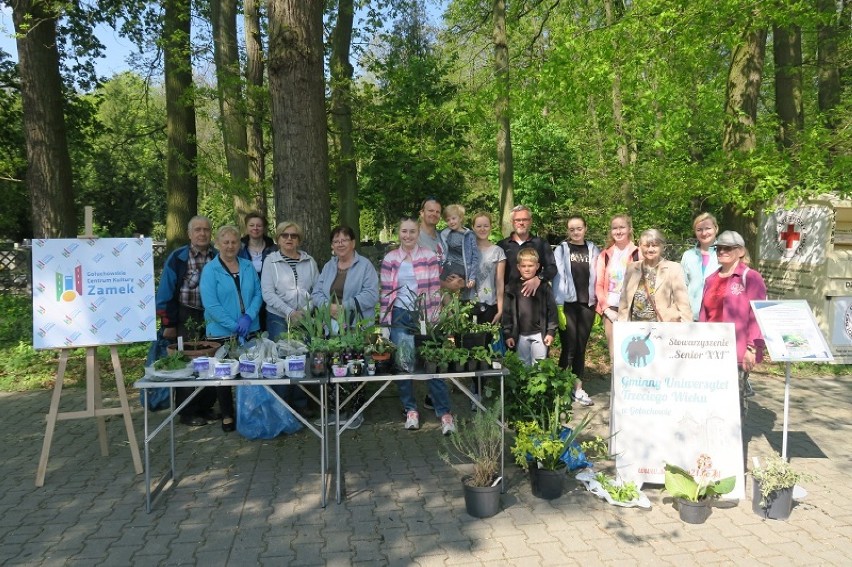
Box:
[0,294,148,392]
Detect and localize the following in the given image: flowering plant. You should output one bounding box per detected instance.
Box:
[664,454,736,502]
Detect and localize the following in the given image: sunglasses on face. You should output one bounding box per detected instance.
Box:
[280,232,300,240]
[716,245,739,253]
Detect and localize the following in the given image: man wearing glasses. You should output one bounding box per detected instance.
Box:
[498,205,557,297]
[154,215,219,425]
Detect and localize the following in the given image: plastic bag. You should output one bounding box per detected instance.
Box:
[277,338,309,357]
[575,470,652,508]
[236,385,303,439]
[559,427,592,471]
[140,334,173,411]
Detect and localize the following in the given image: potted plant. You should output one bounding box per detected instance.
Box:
[450,347,470,373]
[664,454,736,524]
[751,453,811,520]
[418,341,444,374]
[511,399,593,500]
[441,405,505,518]
[366,335,396,374]
[470,345,492,371]
[166,318,221,358]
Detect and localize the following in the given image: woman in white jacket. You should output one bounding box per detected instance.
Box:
[261,221,319,341]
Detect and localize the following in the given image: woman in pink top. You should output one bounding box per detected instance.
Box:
[699,230,766,419]
[595,214,641,356]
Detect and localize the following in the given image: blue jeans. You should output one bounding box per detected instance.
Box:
[390,308,451,416]
[266,311,287,342]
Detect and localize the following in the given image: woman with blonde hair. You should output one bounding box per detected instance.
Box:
[595,214,641,354]
[680,212,720,321]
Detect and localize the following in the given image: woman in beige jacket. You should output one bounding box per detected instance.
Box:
[617,229,692,322]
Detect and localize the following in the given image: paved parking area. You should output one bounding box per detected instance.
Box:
[1,368,849,566]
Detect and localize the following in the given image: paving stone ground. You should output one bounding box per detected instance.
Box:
[0,367,849,566]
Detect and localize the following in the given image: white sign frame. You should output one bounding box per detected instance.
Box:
[31,238,156,349]
[751,300,834,362]
[611,322,745,499]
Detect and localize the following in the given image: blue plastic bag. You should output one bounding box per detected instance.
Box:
[236,385,303,440]
[559,427,592,471]
[492,330,507,356]
[140,334,172,411]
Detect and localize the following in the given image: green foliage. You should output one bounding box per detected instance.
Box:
[502,352,575,424]
[511,398,592,471]
[751,453,813,508]
[594,472,640,503]
[664,455,736,502]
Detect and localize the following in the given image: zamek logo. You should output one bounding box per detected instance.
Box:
[56,265,83,302]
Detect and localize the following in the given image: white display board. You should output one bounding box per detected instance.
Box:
[31,238,156,349]
[752,300,834,362]
[611,322,745,499]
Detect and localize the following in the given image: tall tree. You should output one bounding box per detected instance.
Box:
[243,0,267,215]
[163,0,199,249]
[773,24,803,149]
[268,0,330,263]
[330,0,359,238]
[722,25,768,245]
[816,0,843,127]
[493,0,514,236]
[11,0,76,238]
[211,0,251,228]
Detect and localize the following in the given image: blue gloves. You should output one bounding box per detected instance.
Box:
[236,314,252,338]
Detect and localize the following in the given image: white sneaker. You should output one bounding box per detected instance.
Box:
[405,410,420,430]
[441,413,456,435]
[347,414,364,430]
[572,389,594,407]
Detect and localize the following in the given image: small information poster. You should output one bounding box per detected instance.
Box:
[611,322,745,499]
[751,300,833,362]
[31,238,156,349]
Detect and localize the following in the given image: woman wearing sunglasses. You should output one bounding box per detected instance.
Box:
[699,231,767,419]
[261,222,319,342]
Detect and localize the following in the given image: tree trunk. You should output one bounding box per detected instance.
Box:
[212,0,251,229]
[773,25,803,149]
[723,29,767,154]
[330,0,359,240]
[244,0,267,216]
[12,0,76,238]
[817,0,842,128]
[722,27,767,252]
[163,0,199,250]
[268,0,331,264]
[604,0,632,200]
[493,0,514,237]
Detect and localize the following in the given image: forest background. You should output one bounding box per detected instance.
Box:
[1,0,850,266]
[0,1,850,392]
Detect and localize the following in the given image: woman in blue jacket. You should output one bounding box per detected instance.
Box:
[200,225,263,431]
[680,213,720,321]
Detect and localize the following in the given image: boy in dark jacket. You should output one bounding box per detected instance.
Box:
[502,248,558,365]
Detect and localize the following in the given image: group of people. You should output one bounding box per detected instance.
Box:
[153,201,765,434]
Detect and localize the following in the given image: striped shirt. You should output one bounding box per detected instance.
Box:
[379,245,441,324]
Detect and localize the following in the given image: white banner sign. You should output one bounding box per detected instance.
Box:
[31,238,156,349]
[611,322,745,499]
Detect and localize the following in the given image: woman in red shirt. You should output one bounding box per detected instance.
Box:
[699,231,767,419]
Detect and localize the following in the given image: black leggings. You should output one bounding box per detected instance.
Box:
[558,302,596,379]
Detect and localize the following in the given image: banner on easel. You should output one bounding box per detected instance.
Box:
[31,238,156,349]
[611,322,745,499]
